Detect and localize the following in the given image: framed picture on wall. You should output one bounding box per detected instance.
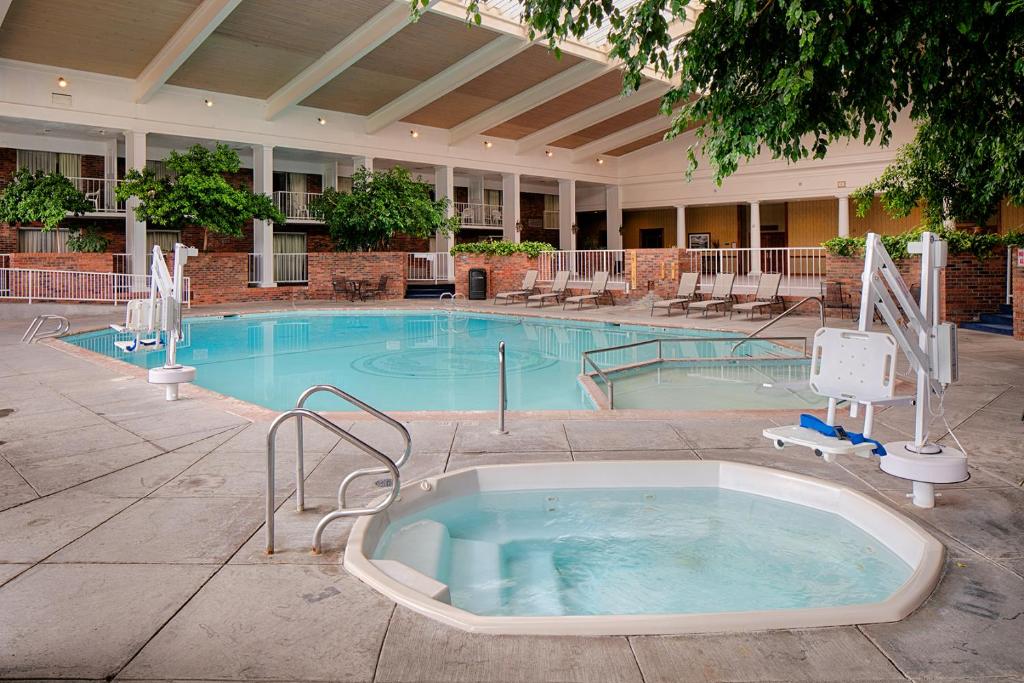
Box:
[688,232,711,249]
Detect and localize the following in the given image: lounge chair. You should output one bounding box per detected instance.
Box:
[651,272,699,316]
[527,270,569,307]
[731,272,783,319]
[687,273,736,317]
[361,274,389,300]
[563,271,613,310]
[494,270,538,305]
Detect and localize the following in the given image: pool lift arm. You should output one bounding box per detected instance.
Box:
[764,231,967,508]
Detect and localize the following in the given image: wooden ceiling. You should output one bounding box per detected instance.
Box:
[0,0,202,78]
[605,129,671,156]
[552,99,665,148]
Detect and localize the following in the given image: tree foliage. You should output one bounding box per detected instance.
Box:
[0,169,92,230]
[417,1,1024,225]
[823,227,1018,261]
[308,166,459,252]
[66,225,111,253]
[115,143,284,250]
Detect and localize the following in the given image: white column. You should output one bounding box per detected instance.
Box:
[104,137,118,213]
[501,172,520,243]
[352,156,374,173]
[558,179,576,251]
[434,164,455,253]
[124,131,147,277]
[252,144,276,288]
[837,193,850,237]
[675,205,686,249]
[323,160,338,191]
[749,200,761,275]
[606,185,623,251]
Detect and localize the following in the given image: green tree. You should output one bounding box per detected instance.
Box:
[0,169,93,230]
[309,166,459,252]
[115,143,284,251]
[420,1,1024,226]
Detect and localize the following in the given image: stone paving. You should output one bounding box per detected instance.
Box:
[0,300,1022,682]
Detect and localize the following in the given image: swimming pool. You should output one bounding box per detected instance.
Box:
[66,310,810,412]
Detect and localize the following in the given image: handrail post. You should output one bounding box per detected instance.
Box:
[495,340,508,434]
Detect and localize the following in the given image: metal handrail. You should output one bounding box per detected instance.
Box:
[495,341,508,434]
[21,315,70,343]
[730,296,825,353]
[439,291,465,310]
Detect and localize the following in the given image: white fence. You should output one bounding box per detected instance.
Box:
[248,253,309,284]
[0,267,190,306]
[273,191,322,220]
[407,252,454,282]
[454,202,503,227]
[683,247,825,295]
[537,249,628,288]
[68,177,124,214]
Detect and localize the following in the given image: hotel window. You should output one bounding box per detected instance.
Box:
[18,228,70,252]
[543,195,560,230]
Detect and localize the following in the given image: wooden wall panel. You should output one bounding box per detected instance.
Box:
[787,199,837,247]
[1000,199,1024,233]
[684,205,739,248]
[850,197,924,236]
[622,208,677,249]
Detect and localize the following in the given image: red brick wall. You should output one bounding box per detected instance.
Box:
[387,233,431,252]
[454,253,539,299]
[940,251,1007,323]
[0,224,16,252]
[81,154,105,178]
[9,253,115,271]
[825,255,919,312]
[519,192,558,246]
[624,248,692,300]
[1,148,18,187]
[1013,249,1024,340]
[306,252,405,299]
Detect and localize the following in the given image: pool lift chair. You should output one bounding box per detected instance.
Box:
[110,243,198,401]
[763,231,967,508]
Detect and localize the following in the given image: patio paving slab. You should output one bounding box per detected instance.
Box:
[216,420,344,454]
[698,447,875,492]
[303,450,448,502]
[447,449,573,471]
[374,607,643,683]
[452,420,569,453]
[0,421,144,462]
[328,420,457,457]
[119,564,393,682]
[563,419,688,451]
[49,497,263,565]
[151,449,322,503]
[0,403,107,441]
[0,563,214,680]
[862,557,1024,679]
[10,441,163,496]
[670,416,783,450]
[0,456,37,511]
[0,563,30,587]
[630,627,904,682]
[571,448,699,461]
[231,496,350,565]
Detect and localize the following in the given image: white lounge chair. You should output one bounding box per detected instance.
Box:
[563,271,612,310]
[494,269,538,304]
[651,272,699,316]
[527,270,569,307]
[688,273,736,317]
[731,272,784,319]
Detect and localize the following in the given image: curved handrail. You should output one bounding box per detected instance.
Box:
[21,315,70,343]
[730,296,825,353]
[265,407,401,555]
[293,384,411,513]
[439,291,465,310]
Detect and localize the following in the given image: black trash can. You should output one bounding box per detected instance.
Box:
[468,268,487,300]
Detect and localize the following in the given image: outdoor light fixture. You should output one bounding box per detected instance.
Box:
[317,117,326,125]
[515,221,524,234]
[57,76,68,88]
[545,149,553,157]
[596,157,605,165]
[483,140,493,148]
[571,222,578,235]
[204,98,214,107]
[410,129,419,138]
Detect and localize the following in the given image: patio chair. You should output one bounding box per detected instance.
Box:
[526,270,570,307]
[731,272,784,319]
[84,187,101,211]
[332,279,347,300]
[821,281,853,319]
[361,275,389,300]
[494,269,538,304]
[651,272,699,317]
[563,271,613,310]
[687,273,736,317]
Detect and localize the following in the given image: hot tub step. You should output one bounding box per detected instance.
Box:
[448,538,502,614]
[379,519,451,581]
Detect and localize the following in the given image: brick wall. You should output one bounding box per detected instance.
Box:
[0,223,16,252]
[9,253,115,271]
[624,248,692,300]
[940,251,1007,323]
[81,154,105,178]
[306,252,405,299]
[1,148,18,187]
[1014,249,1024,340]
[519,192,558,246]
[825,255,919,312]
[454,253,539,299]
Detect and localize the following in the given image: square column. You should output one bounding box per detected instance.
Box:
[124,131,147,276]
[434,164,455,253]
[837,193,850,237]
[323,160,339,191]
[104,137,118,214]
[353,156,374,174]
[501,173,520,243]
[606,185,623,251]
[749,200,762,275]
[558,179,576,251]
[252,144,276,288]
[675,205,687,249]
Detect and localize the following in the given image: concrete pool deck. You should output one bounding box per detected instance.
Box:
[0,299,1022,681]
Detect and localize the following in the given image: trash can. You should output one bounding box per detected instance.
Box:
[468,268,487,300]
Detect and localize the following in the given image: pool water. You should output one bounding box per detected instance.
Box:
[373,487,912,617]
[67,311,810,412]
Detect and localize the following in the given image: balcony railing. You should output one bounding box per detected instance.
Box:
[537,249,627,288]
[407,252,454,282]
[248,252,309,284]
[683,247,825,295]
[68,177,124,214]
[273,191,322,220]
[0,266,189,306]
[454,202,503,227]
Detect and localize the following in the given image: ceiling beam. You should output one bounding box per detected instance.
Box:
[134,0,243,104]
[448,61,611,145]
[365,35,528,135]
[265,0,439,121]
[0,0,12,29]
[516,79,668,154]
[570,116,673,162]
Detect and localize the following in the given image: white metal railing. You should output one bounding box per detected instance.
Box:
[273,191,322,220]
[454,202,503,227]
[68,177,124,213]
[537,249,627,288]
[543,210,560,230]
[407,252,454,282]
[248,253,309,284]
[0,267,190,306]
[683,247,825,295]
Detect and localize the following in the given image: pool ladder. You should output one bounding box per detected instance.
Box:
[265,384,411,555]
[21,315,70,343]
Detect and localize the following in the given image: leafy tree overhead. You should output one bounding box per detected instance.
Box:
[308,166,459,252]
[115,143,284,251]
[0,169,93,230]
[417,1,1024,227]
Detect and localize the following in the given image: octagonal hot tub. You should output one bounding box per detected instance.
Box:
[344,461,943,635]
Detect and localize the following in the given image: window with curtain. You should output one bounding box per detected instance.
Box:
[544,195,560,230]
[287,173,308,216]
[145,231,181,270]
[57,153,81,178]
[18,228,70,252]
[273,232,307,283]
[484,189,502,207]
[16,150,56,174]
[337,176,353,194]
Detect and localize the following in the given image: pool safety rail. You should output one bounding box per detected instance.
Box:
[495,341,508,434]
[265,384,411,555]
[21,314,70,343]
[581,335,811,409]
[731,296,825,353]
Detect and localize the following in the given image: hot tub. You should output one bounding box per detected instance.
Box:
[345,461,943,635]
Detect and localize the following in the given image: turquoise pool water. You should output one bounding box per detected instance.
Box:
[374,487,912,617]
[66,310,806,412]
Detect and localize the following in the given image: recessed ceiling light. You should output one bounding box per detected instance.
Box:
[57,76,67,88]
[545,149,553,158]
[410,129,419,138]
[97,129,106,136]
[42,128,51,134]
[317,116,326,125]
[483,140,493,149]
[596,157,605,165]
[204,98,214,107]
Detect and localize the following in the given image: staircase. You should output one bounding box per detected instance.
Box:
[406,283,455,299]
[960,304,1014,336]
